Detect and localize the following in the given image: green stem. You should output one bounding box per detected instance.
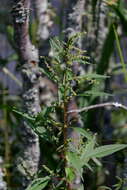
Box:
[63,71,73,190]
[63,74,68,188]
[62,70,70,189]
[113,24,127,82]
[63,101,72,190]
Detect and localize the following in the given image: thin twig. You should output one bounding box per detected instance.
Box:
[67,102,127,113]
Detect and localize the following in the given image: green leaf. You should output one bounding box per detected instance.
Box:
[97,23,115,74]
[81,136,96,161]
[84,163,93,171]
[113,24,127,82]
[36,127,47,134]
[99,186,112,190]
[113,6,127,34]
[50,37,63,63]
[113,176,123,190]
[92,158,102,167]
[53,180,64,190]
[35,126,53,142]
[39,67,51,79]
[77,91,113,97]
[26,177,50,190]
[77,185,84,190]
[12,109,35,121]
[39,67,57,82]
[77,73,109,79]
[50,37,63,53]
[84,144,127,159]
[74,59,90,65]
[74,128,92,140]
[66,152,82,173]
[65,167,75,182]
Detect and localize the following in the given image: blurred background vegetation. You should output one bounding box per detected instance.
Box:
[1,0,127,189]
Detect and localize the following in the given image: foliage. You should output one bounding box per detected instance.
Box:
[1,0,127,189]
[13,35,127,189]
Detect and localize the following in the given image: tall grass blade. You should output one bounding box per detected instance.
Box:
[113,24,127,82]
[97,23,115,74]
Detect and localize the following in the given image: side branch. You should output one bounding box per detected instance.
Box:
[67,102,127,113]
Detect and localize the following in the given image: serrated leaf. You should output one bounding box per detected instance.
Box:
[84,144,127,159]
[26,176,50,190]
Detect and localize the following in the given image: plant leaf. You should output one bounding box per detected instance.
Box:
[66,152,82,173]
[77,91,113,97]
[99,186,112,190]
[97,23,115,74]
[113,24,127,82]
[74,128,92,140]
[26,177,50,190]
[113,5,127,34]
[81,136,96,161]
[12,109,35,121]
[84,144,127,159]
[65,167,75,182]
[77,73,109,79]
